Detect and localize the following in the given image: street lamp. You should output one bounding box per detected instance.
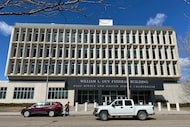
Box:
[126,43,132,99]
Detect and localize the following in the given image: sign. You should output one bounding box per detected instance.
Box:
[67,77,163,90]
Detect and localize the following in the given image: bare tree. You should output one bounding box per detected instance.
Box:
[0,0,110,16]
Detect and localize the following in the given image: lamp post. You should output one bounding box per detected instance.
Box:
[126,43,132,99]
[45,52,52,102]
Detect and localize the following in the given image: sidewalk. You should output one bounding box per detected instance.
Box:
[0,108,190,116]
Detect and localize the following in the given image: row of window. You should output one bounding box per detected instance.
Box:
[0,87,68,99]
[9,60,178,76]
[11,44,176,60]
[14,28,174,45]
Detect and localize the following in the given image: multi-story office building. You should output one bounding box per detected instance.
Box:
[1,21,182,105]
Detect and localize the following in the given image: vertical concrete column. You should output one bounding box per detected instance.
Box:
[75,102,78,112]
[84,102,88,112]
[176,103,180,111]
[158,102,162,111]
[167,102,171,111]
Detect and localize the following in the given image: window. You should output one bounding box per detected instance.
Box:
[173,62,177,75]
[65,47,69,58]
[77,47,81,58]
[40,30,45,42]
[147,62,151,75]
[121,33,124,43]
[24,62,28,73]
[90,32,94,43]
[109,47,112,58]
[152,47,156,59]
[159,47,162,59]
[77,62,81,74]
[128,62,131,75]
[84,47,88,58]
[169,32,172,44]
[115,48,118,58]
[44,61,48,74]
[39,45,43,57]
[163,33,166,44]
[48,88,68,99]
[90,62,94,74]
[171,47,174,59]
[13,46,17,57]
[102,47,106,58]
[114,33,117,43]
[21,31,25,41]
[134,62,138,75]
[13,87,34,99]
[154,62,158,75]
[51,62,55,74]
[33,46,37,57]
[28,30,32,41]
[133,32,136,43]
[71,62,75,74]
[157,32,160,44]
[108,33,112,43]
[83,62,87,74]
[59,31,64,42]
[133,48,137,59]
[96,62,100,74]
[90,47,94,58]
[15,30,19,41]
[167,62,170,75]
[151,33,154,43]
[146,47,149,59]
[0,87,7,99]
[37,62,41,73]
[109,62,112,74]
[26,46,30,57]
[59,46,62,57]
[52,47,56,57]
[165,47,168,59]
[121,48,124,58]
[96,47,100,58]
[34,30,38,41]
[160,62,164,75]
[53,31,57,42]
[47,31,51,42]
[122,63,125,74]
[30,61,35,73]
[145,32,148,43]
[139,33,142,43]
[58,61,62,74]
[64,61,68,74]
[141,62,144,75]
[17,61,21,73]
[126,33,130,43]
[102,33,106,43]
[71,47,75,58]
[103,62,106,74]
[140,47,143,59]
[84,32,88,43]
[19,46,23,57]
[125,100,132,106]
[78,32,82,43]
[66,31,70,43]
[71,31,76,43]
[96,33,100,43]
[115,63,119,74]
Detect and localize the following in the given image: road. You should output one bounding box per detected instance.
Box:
[0,114,190,127]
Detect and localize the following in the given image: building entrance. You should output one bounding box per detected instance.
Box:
[77,90,98,104]
[131,91,153,104]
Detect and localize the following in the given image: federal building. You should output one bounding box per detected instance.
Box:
[0,20,184,105]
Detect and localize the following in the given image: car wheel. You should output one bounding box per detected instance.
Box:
[137,111,147,120]
[100,111,108,121]
[23,110,30,117]
[48,110,55,117]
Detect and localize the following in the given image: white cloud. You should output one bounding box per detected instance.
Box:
[0,21,13,36]
[179,57,190,77]
[146,13,167,26]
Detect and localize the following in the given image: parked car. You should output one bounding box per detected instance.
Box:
[93,99,155,121]
[21,102,63,117]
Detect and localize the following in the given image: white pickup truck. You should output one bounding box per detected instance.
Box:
[93,99,155,121]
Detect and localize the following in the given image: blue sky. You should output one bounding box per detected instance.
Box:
[0,0,190,80]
